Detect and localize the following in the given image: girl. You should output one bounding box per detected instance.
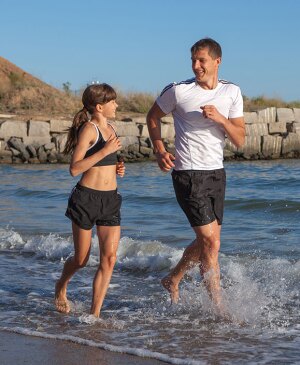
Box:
[55,83,125,317]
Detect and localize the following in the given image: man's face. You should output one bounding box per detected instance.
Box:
[191,47,221,85]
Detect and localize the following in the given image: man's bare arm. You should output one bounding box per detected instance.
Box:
[146,102,175,171]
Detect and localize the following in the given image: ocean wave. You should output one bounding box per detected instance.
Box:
[0,227,182,271]
[1,227,300,280]
[0,187,67,200]
[226,198,300,212]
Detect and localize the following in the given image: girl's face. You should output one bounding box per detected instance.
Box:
[99,99,118,119]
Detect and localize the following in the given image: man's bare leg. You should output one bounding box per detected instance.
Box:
[55,223,92,313]
[161,239,201,303]
[162,221,222,307]
[195,221,223,310]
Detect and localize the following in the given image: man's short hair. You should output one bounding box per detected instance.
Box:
[191,38,222,59]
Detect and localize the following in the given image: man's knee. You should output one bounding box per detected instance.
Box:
[198,234,220,255]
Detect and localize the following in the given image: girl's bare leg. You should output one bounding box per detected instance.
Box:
[55,222,92,313]
[90,225,120,317]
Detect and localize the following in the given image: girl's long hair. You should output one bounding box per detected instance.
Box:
[63,83,117,155]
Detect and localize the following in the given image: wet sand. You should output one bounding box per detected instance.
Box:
[0,330,167,365]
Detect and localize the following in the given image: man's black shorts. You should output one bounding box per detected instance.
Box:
[172,169,226,227]
[65,183,122,230]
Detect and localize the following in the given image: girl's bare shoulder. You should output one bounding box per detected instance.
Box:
[77,122,97,143]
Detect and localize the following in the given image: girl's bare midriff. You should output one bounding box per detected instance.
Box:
[79,165,117,191]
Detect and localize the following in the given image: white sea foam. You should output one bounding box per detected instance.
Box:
[116,236,183,272]
[0,227,24,249]
[22,233,73,260]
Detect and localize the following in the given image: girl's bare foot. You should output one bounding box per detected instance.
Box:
[55,281,70,314]
[161,276,179,304]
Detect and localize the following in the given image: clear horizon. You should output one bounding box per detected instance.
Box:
[1,0,300,102]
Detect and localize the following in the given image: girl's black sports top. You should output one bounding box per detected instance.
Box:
[84,122,118,166]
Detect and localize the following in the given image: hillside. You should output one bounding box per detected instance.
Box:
[1,56,298,119]
[0,56,81,117]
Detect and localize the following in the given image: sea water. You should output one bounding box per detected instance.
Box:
[0,160,299,364]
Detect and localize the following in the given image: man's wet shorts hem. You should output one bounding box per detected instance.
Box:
[172,169,226,227]
[65,183,122,230]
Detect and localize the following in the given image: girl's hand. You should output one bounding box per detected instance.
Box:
[116,161,125,177]
[104,134,122,155]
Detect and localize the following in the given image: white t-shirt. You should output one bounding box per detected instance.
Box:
[156,78,244,170]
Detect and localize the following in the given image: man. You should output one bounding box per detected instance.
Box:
[146,38,245,312]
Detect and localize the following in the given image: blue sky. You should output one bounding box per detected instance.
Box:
[1,0,300,101]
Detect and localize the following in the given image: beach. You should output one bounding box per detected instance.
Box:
[0,161,299,365]
[0,330,166,365]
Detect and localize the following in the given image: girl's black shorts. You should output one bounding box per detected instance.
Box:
[65,183,122,230]
[172,169,226,227]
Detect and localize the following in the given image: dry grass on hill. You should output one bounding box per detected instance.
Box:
[0,56,81,118]
[243,95,300,111]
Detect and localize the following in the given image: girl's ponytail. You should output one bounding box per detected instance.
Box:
[63,107,89,155]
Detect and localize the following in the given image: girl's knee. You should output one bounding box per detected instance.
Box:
[101,254,117,270]
[73,256,89,268]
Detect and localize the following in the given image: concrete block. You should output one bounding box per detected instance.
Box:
[161,116,174,124]
[282,133,300,154]
[291,122,300,134]
[262,135,282,158]
[246,123,268,137]
[238,135,261,156]
[44,142,56,151]
[244,112,258,124]
[28,121,50,137]
[268,121,287,134]
[53,134,68,153]
[0,149,13,164]
[10,147,21,156]
[161,123,175,139]
[132,117,147,124]
[0,114,16,119]
[23,136,51,146]
[293,108,300,123]
[140,146,153,156]
[50,119,72,133]
[258,108,276,123]
[0,120,27,140]
[26,145,37,158]
[138,124,150,138]
[277,108,295,123]
[0,149,12,156]
[224,139,237,152]
[119,136,139,148]
[113,121,139,137]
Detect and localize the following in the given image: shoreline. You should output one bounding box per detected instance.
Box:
[0,330,168,365]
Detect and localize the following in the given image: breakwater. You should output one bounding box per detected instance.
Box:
[0,107,299,164]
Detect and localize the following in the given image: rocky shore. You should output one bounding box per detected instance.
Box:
[0,107,299,164]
